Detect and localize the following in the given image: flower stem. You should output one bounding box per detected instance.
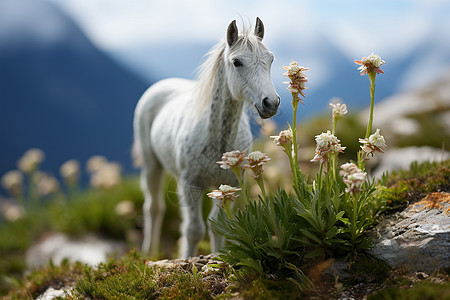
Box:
[291,96,300,190]
[256,178,267,200]
[365,72,376,139]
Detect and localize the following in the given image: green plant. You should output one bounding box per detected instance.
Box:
[210,54,388,283]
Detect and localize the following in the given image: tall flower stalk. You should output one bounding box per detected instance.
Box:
[282,60,309,190]
[354,53,385,169]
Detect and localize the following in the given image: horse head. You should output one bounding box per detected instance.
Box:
[223,17,280,119]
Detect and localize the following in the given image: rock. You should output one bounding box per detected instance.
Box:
[370,146,450,178]
[369,192,450,273]
[145,253,224,273]
[37,287,72,300]
[26,233,127,268]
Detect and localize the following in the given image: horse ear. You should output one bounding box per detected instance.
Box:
[254,17,264,40]
[227,20,238,47]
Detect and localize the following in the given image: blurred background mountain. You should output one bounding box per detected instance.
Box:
[1,0,450,180]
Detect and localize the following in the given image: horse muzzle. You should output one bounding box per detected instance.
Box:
[255,95,280,119]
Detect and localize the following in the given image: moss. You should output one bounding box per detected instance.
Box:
[7,258,86,299]
[368,280,450,300]
[380,160,450,210]
[239,277,304,300]
[71,251,214,299]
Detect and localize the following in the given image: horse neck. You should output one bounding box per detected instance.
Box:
[206,59,245,151]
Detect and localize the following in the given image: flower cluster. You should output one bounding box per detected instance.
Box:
[217,150,247,170]
[244,151,270,180]
[311,131,346,163]
[207,184,241,203]
[359,129,387,161]
[283,60,309,99]
[1,170,23,196]
[330,102,348,121]
[340,163,367,194]
[17,148,45,174]
[60,159,81,186]
[89,161,122,190]
[354,53,385,75]
[35,171,59,196]
[207,184,241,218]
[270,129,293,147]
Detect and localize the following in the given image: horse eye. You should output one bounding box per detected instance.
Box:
[233,59,243,67]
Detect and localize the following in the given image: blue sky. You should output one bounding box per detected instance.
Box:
[48,0,450,92]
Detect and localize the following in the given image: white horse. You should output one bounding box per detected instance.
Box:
[133,18,279,258]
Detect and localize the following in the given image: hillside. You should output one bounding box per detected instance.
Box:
[0,0,152,176]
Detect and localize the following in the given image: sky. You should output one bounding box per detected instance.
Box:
[47,0,450,92]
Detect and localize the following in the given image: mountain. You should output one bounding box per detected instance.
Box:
[0,0,152,178]
[111,32,402,126]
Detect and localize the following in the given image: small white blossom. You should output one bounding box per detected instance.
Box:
[217,150,246,170]
[1,170,23,195]
[330,102,348,120]
[283,60,309,98]
[354,53,386,75]
[115,200,134,217]
[60,159,80,185]
[359,129,387,161]
[270,129,293,146]
[207,185,241,203]
[86,155,107,173]
[17,148,45,173]
[35,171,59,196]
[340,162,367,194]
[311,131,346,163]
[90,162,122,189]
[244,151,270,179]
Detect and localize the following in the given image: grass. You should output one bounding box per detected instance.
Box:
[1,160,449,298]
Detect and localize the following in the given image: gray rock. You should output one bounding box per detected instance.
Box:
[26,233,127,268]
[369,193,450,273]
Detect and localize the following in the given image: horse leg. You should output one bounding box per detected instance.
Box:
[179,179,205,258]
[141,162,165,256]
[207,200,225,252]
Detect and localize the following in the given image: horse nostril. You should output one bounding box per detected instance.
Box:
[276,96,280,107]
[262,97,270,109]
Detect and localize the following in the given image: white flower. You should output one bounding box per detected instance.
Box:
[90,162,122,189]
[270,129,293,146]
[311,131,346,163]
[340,162,367,194]
[219,184,234,193]
[86,155,107,173]
[283,60,309,98]
[245,151,270,179]
[1,203,25,222]
[17,148,45,173]
[115,200,134,217]
[359,128,387,161]
[330,102,348,119]
[363,53,385,68]
[60,159,80,185]
[1,170,23,195]
[248,151,263,162]
[217,150,246,170]
[207,185,241,202]
[368,128,386,149]
[339,163,362,177]
[354,53,386,75]
[35,171,59,196]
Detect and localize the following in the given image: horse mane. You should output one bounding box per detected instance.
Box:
[190,25,266,118]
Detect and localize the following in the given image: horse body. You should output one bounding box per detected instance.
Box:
[134,18,279,258]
